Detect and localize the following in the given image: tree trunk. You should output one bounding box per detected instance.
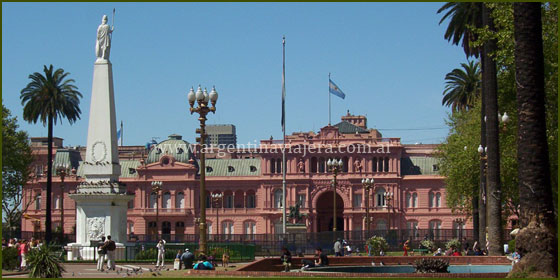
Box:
[482,4,503,256]
[478,54,487,246]
[45,115,53,243]
[510,3,557,277]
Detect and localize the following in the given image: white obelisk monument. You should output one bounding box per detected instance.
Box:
[68,14,132,259]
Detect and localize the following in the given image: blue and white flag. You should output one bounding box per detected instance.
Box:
[329,79,346,99]
[117,128,122,141]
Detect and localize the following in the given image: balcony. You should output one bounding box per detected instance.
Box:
[140,208,191,215]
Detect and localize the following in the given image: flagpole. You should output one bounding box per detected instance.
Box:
[282,36,287,235]
[328,73,331,126]
[120,120,123,146]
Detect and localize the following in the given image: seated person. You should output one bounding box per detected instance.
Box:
[301,248,329,270]
[474,247,484,256]
[193,255,214,270]
[280,247,292,271]
[507,251,521,264]
[451,249,462,256]
[180,248,195,269]
[433,248,443,256]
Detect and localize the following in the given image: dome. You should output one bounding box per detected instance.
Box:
[146,134,194,164]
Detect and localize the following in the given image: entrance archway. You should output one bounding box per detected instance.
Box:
[316,191,344,232]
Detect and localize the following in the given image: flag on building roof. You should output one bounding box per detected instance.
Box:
[329,79,346,99]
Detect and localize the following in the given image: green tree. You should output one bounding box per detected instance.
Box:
[20,65,82,243]
[441,60,481,112]
[510,2,557,277]
[2,104,34,237]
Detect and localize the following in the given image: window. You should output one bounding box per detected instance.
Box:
[311,157,317,173]
[150,192,157,208]
[432,164,439,172]
[250,166,257,172]
[376,219,387,231]
[207,222,213,236]
[274,189,283,209]
[176,192,185,209]
[435,193,441,208]
[35,194,41,210]
[270,159,276,173]
[247,193,256,208]
[228,166,235,172]
[406,193,411,208]
[429,192,434,208]
[206,193,212,209]
[162,192,171,209]
[224,194,233,208]
[297,194,306,207]
[384,157,389,172]
[376,187,386,207]
[453,221,466,238]
[206,166,213,173]
[412,193,418,208]
[128,222,134,234]
[372,158,378,172]
[407,220,419,238]
[276,159,282,174]
[128,198,134,209]
[222,221,234,235]
[353,194,362,208]
[429,220,442,239]
[244,221,256,239]
[54,195,60,209]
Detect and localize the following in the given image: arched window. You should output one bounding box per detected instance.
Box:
[453,221,466,238]
[244,221,256,240]
[274,189,283,209]
[376,187,386,207]
[224,192,233,208]
[54,195,60,209]
[429,192,434,208]
[412,193,418,208]
[150,192,157,209]
[429,220,442,240]
[162,192,171,209]
[176,192,185,209]
[35,194,41,210]
[406,220,419,239]
[222,221,234,235]
[435,193,441,208]
[406,193,411,208]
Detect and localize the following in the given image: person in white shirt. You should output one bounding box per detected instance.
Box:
[156,239,166,268]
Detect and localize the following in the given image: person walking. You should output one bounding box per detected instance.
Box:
[181,248,195,269]
[103,235,116,270]
[19,240,29,271]
[156,239,166,268]
[96,236,107,271]
[403,240,410,256]
[333,239,342,257]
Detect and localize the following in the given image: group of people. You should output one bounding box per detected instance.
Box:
[402,237,494,257]
[96,235,117,271]
[155,239,221,270]
[3,237,42,271]
[333,238,354,256]
[280,246,329,272]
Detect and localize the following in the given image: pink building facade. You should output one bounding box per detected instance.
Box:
[21,113,471,241]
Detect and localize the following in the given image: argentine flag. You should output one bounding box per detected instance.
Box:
[329,79,346,99]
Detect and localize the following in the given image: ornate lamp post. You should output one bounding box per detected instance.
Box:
[327,158,343,232]
[361,178,374,237]
[151,181,162,240]
[187,85,218,254]
[57,167,67,243]
[211,192,223,241]
[455,217,466,241]
[383,191,394,230]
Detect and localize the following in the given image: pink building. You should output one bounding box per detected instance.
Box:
[21,113,471,242]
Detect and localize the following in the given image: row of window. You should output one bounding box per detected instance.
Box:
[269,157,392,174]
[405,192,442,208]
[143,192,258,209]
[139,220,257,236]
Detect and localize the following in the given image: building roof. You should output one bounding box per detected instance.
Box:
[52,149,81,170]
[146,134,193,164]
[76,160,140,178]
[206,124,236,134]
[401,156,440,175]
[333,121,369,134]
[202,158,260,177]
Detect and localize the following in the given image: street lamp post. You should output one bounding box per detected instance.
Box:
[327,159,343,232]
[58,168,67,243]
[211,192,223,242]
[187,85,218,254]
[383,191,394,229]
[151,181,162,241]
[361,178,374,237]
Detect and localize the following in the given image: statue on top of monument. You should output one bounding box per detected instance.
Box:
[95,14,114,62]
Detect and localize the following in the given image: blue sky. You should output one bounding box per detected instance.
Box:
[2,2,467,147]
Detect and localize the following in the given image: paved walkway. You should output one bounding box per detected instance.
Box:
[3,263,158,278]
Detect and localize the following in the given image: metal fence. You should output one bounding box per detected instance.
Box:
[19,229,512,258]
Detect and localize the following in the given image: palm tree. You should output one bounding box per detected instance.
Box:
[512,3,557,277]
[20,65,82,243]
[441,60,481,112]
[437,2,483,58]
[438,2,485,245]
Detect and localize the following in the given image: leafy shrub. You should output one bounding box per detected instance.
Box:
[445,238,461,250]
[508,239,515,252]
[26,245,66,278]
[2,247,18,270]
[366,236,388,256]
[420,239,436,252]
[413,258,450,273]
[134,248,180,260]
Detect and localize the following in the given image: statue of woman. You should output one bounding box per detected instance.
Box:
[95,15,113,62]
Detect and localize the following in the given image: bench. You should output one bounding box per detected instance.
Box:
[412,249,429,256]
